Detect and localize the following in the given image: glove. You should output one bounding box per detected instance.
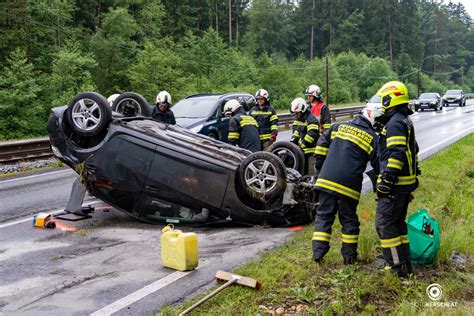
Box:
[270,134,277,142]
[290,137,299,145]
[416,166,422,176]
[376,172,396,198]
[408,192,415,203]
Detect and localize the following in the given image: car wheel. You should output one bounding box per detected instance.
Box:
[207,132,218,140]
[266,141,305,174]
[112,92,151,117]
[421,108,424,112]
[238,151,287,202]
[66,92,112,137]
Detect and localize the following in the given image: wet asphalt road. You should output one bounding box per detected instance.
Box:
[0,102,472,315]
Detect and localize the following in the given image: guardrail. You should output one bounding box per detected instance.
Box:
[465,93,474,99]
[0,105,366,165]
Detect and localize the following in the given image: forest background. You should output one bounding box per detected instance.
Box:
[0,0,472,139]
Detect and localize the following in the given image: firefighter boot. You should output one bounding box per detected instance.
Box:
[312,240,329,262]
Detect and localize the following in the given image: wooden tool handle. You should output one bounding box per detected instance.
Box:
[179,278,238,316]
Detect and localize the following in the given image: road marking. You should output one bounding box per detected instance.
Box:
[419,127,473,156]
[0,169,73,184]
[0,200,101,229]
[91,268,200,316]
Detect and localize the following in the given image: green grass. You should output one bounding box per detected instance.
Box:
[162,134,474,315]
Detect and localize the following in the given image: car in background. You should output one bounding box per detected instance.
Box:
[172,93,256,142]
[47,92,315,227]
[414,92,442,112]
[442,90,466,107]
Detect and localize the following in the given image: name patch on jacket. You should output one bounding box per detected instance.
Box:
[337,124,374,144]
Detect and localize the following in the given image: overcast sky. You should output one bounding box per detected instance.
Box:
[457,0,474,19]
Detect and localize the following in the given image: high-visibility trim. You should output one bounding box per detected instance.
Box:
[380,236,401,248]
[251,111,272,115]
[315,178,361,200]
[259,133,271,140]
[270,115,278,121]
[315,146,329,156]
[241,122,258,127]
[322,123,331,129]
[302,147,316,154]
[387,158,404,170]
[341,233,358,244]
[304,134,315,143]
[293,121,307,126]
[271,125,279,130]
[336,131,373,154]
[312,231,331,242]
[292,130,300,137]
[387,136,406,147]
[228,132,240,139]
[330,131,338,140]
[396,175,417,185]
[381,128,387,136]
[400,235,409,244]
[406,129,413,175]
[307,124,319,131]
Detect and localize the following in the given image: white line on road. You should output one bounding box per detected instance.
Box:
[0,169,72,184]
[0,200,101,229]
[418,127,473,156]
[90,268,201,316]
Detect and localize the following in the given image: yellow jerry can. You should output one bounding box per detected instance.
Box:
[161,224,198,271]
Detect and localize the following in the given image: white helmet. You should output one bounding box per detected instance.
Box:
[156,91,172,105]
[107,94,120,107]
[305,84,322,98]
[255,88,269,101]
[223,99,242,117]
[290,97,308,113]
[362,103,384,127]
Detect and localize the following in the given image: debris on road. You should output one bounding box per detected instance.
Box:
[161,224,198,271]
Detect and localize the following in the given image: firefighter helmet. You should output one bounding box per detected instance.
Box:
[376,81,409,111]
[223,99,242,117]
[290,97,308,113]
[305,84,322,99]
[107,94,120,107]
[362,103,384,127]
[255,88,269,101]
[156,91,172,105]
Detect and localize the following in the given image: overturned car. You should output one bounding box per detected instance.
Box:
[47,92,316,226]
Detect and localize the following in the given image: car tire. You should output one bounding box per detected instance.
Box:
[238,151,287,202]
[207,132,218,140]
[266,141,305,174]
[112,92,151,117]
[66,92,112,137]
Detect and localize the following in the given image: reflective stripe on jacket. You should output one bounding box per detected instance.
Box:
[291,111,320,155]
[228,108,261,152]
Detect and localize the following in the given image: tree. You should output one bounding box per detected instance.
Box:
[47,42,97,107]
[90,7,140,95]
[0,49,43,139]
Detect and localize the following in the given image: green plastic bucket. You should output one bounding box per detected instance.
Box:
[407,208,440,264]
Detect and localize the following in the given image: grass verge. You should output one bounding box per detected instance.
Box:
[163,134,474,315]
[0,160,65,178]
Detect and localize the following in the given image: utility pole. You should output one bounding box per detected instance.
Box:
[310,0,315,59]
[461,66,464,91]
[215,1,219,34]
[417,66,420,98]
[326,56,329,106]
[228,0,232,44]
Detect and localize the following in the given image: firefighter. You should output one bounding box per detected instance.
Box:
[249,89,279,149]
[312,104,383,264]
[223,99,261,152]
[305,84,331,133]
[151,91,176,125]
[375,81,420,277]
[290,97,320,175]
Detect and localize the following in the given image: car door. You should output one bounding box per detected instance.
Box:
[85,134,156,216]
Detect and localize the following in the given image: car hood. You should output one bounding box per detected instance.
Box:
[175,117,207,129]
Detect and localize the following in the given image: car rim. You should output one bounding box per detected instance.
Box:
[71,98,102,131]
[116,98,142,115]
[244,159,278,193]
[272,148,297,169]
